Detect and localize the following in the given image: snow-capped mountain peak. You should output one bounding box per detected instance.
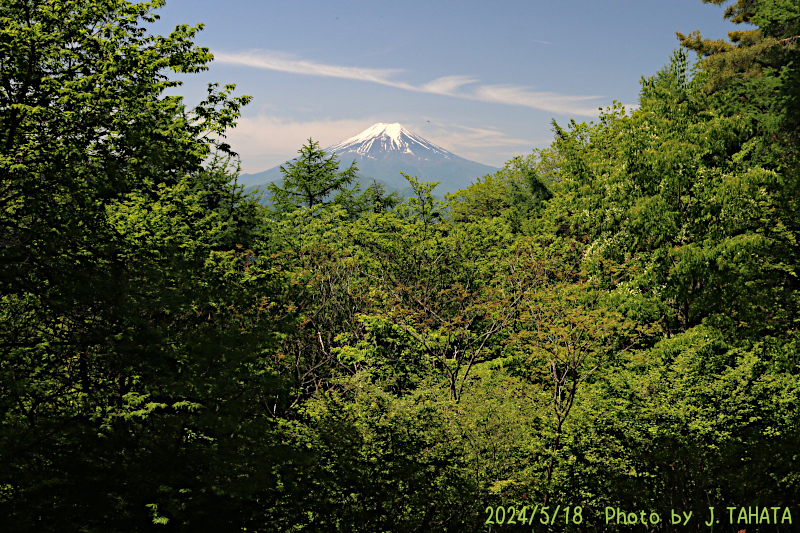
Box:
[325,123,456,161]
[238,123,499,196]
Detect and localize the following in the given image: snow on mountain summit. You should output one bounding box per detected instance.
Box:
[325,123,455,161]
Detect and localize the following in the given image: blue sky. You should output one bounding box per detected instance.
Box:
[151,0,744,174]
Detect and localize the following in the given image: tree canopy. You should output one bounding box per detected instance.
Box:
[1,0,799,531]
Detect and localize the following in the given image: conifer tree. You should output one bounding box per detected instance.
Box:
[677,0,800,161]
[268,138,359,212]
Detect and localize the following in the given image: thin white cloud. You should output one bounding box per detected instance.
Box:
[214,50,412,89]
[472,85,604,117]
[214,50,604,117]
[419,75,479,95]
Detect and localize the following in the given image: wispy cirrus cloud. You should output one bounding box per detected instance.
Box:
[471,85,604,117]
[419,75,480,95]
[213,50,412,89]
[214,50,605,117]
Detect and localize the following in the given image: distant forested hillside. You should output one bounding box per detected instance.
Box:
[1,0,798,531]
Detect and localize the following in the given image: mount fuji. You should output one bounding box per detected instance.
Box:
[238,123,499,197]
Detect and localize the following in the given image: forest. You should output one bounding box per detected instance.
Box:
[1,0,799,531]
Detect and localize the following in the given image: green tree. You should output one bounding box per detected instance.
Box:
[448,150,554,233]
[0,1,291,530]
[504,239,638,493]
[347,175,522,401]
[520,7,800,520]
[268,138,359,212]
[349,179,402,215]
[678,0,800,160]
[546,53,794,339]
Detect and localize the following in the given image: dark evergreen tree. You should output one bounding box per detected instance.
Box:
[268,138,359,212]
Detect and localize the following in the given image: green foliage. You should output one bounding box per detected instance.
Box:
[273,377,475,531]
[548,51,796,340]
[448,150,555,234]
[559,326,800,525]
[340,179,402,218]
[347,174,521,401]
[2,0,799,530]
[268,138,359,213]
[268,139,402,222]
[0,1,285,530]
[678,0,800,162]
